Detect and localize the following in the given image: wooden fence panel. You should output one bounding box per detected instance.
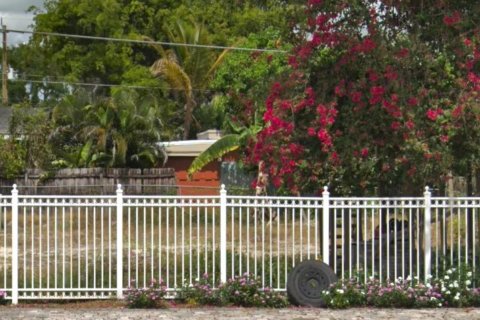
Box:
[0,167,177,195]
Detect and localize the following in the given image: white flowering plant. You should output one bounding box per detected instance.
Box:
[436,266,475,307]
[319,265,480,309]
[320,278,366,309]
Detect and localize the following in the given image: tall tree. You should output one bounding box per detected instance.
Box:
[147,19,229,139]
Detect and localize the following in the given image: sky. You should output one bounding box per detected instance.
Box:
[0,0,44,46]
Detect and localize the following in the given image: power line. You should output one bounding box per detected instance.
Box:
[7,28,287,53]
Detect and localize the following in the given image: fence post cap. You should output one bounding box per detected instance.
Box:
[424,186,430,194]
[12,184,17,190]
[322,186,329,195]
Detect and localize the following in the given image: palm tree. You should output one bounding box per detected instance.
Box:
[145,19,230,139]
[50,89,94,167]
[51,89,165,168]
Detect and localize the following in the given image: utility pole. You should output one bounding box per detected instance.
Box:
[2,23,7,106]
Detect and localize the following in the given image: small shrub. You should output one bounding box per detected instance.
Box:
[366,279,415,308]
[320,266,480,309]
[219,273,289,308]
[180,273,288,308]
[125,279,168,309]
[436,267,473,307]
[0,290,7,305]
[179,273,223,306]
[321,278,366,309]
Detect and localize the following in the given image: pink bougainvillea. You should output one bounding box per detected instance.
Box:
[245,0,480,196]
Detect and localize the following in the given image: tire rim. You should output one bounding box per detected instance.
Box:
[298,269,327,299]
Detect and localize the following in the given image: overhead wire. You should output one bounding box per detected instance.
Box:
[6,28,288,53]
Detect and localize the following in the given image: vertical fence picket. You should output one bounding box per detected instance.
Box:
[424,186,432,282]
[322,187,330,266]
[220,184,227,284]
[11,185,18,304]
[116,184,123,299]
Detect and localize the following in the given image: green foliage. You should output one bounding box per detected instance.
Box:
[321,265,480,309]
[0,137,26,179]
[188,134,240,176]
[211,28,290,126]
[180,273,289,308]
[188,114,263,176]
[179,273,223,306]
[219,274,289,307]
[50,88,166,168]
[9,103,54,170]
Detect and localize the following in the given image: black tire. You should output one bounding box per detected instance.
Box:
[286,260,338,307]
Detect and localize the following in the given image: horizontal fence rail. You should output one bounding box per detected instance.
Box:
[0,185,478,303]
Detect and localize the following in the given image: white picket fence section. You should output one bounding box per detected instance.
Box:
[0,184,478,303]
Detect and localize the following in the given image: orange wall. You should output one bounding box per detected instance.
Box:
[164,156,221,196]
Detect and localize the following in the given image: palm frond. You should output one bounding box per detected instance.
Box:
[187,134,240,177]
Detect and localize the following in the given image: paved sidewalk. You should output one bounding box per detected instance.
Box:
[0,307,480,319]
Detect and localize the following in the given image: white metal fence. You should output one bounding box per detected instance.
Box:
[0,185,478,303]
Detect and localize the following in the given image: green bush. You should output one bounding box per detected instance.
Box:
[179,273,223,306]
[125,278,168,308]
[180,273,289,308]
[321,265,479,309]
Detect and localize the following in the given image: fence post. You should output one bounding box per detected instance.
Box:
[424,186,432,282]
[322,186,330,266]
[11,184,18,304]
[116,184,123,299]
[220,184,227,283]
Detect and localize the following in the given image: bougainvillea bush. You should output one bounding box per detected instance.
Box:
[246,0,480,196]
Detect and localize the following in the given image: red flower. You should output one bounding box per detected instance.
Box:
[390,121,401,131]
[405,120,415,130]
[272,176,282,188]
[384,66,398,81]
[316,14,328,26]
[288,56,299,68]
[360,148,369,158]
[330,151,339,165]
[307,127,316,137]
[426,108,441,121]
[317,129,332,150]
[396,48,409,58]
[369,71,379,82]
[360,38,376,53]
[334,80,346,97]
[370,86,385,96]
[452,105,463,118]
[407,97,418,107]
[440,135,449,143]
[308,0,322,6]
[443,11,461,26]
[350,91,362,103]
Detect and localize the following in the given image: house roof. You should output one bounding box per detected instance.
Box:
[158,140,217,157]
